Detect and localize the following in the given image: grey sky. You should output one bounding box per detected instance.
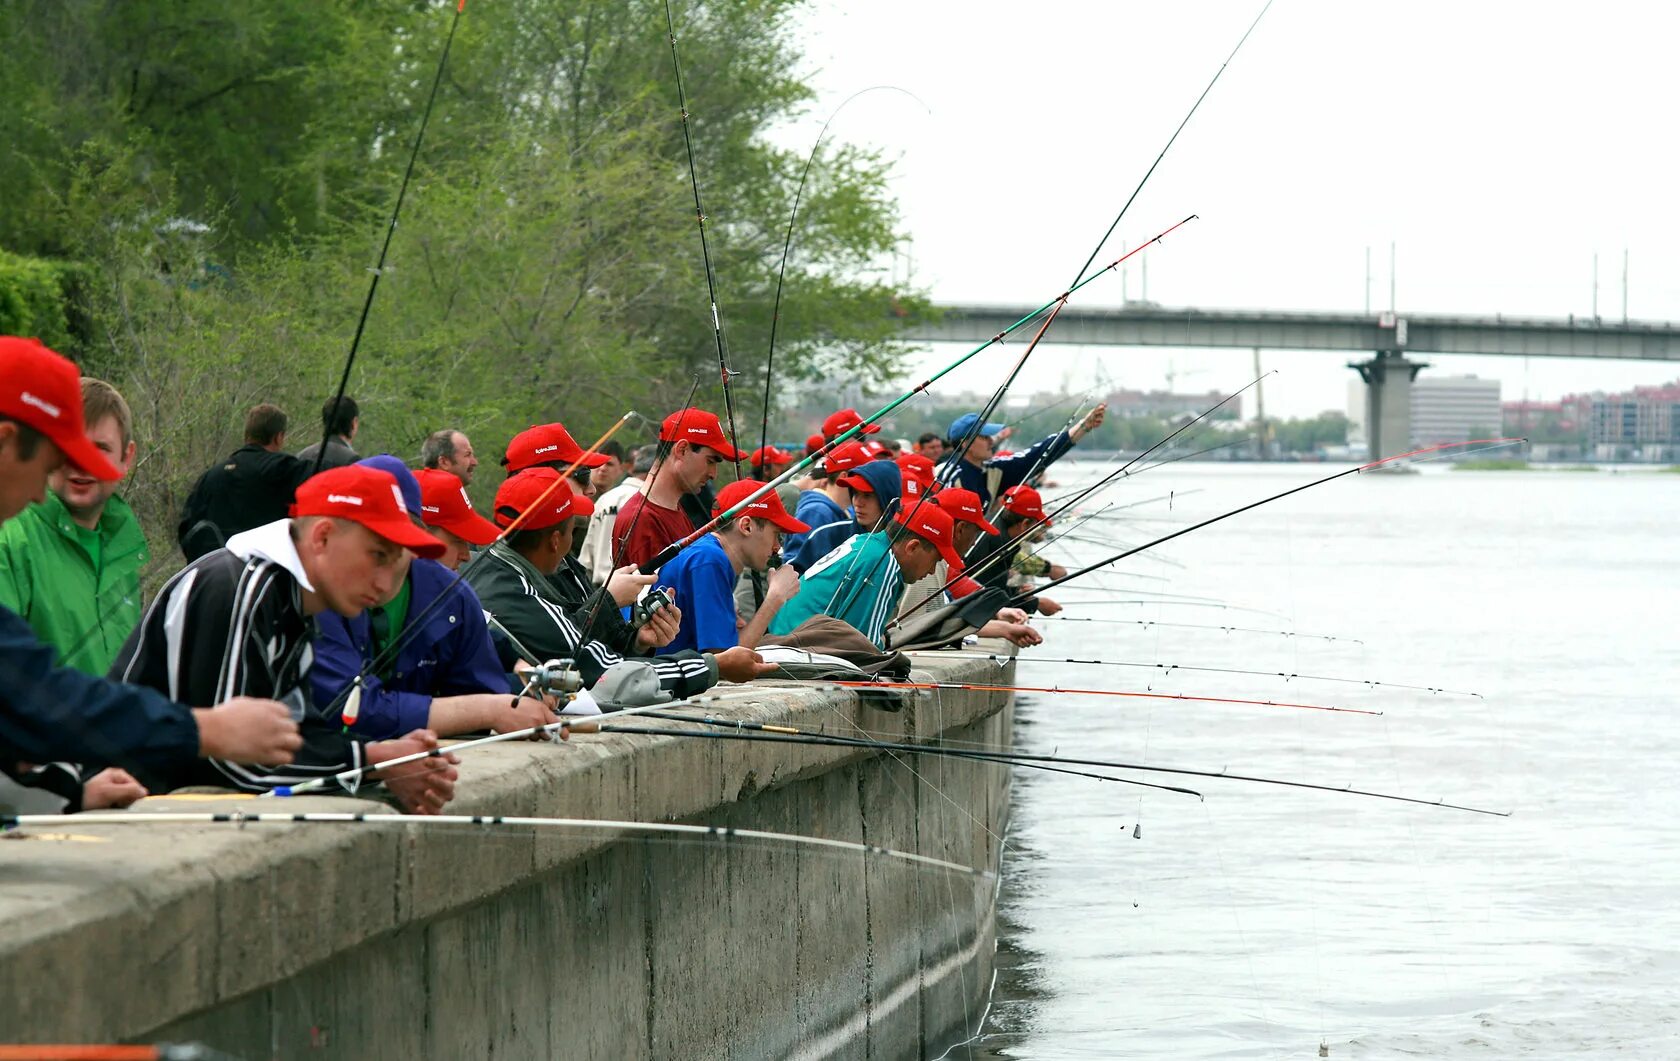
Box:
[787,0,1680,418]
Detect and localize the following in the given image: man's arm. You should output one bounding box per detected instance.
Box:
[310,612,435,741]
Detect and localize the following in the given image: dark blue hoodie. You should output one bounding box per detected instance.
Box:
[790,460,903,572]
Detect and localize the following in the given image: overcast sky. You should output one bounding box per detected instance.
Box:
[783,0,1680,418]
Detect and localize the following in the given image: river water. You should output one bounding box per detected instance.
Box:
[958,461,1680,1058]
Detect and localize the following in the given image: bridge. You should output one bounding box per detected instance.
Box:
[902,303,1680,457]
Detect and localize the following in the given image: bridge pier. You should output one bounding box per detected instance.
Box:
[1350,349,1428,460]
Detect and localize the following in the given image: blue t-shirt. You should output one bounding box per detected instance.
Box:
[653,533,740,654]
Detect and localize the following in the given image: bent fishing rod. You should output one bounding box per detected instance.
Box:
[663,0,744,476]
[313,0,468,477]
[1014,438,1526,607]
[613,711,1505,817]
[636,213,1194,574]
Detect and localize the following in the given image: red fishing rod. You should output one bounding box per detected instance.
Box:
[1013,438,1527,607]
[808,679,1379,716]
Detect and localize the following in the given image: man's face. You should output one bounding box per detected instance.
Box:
[850,488,883,531]
[737,516,782,571]
[303,519,408,617]
[440,432,478,486]
[51,415,133,522]
[0,426,63,524]
[966,433,995,461]
[919,438,944,460]
[673,442,724,492]
[895,536,940,581]
[591,456,628,493]
[952,520,980,555]
[430,526,473,571]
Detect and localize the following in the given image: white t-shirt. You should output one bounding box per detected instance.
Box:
[578,476,645,586]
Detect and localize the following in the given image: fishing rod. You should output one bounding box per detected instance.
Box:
[758,86,929,459]
[1014,438,1525,607]
[587,719,1204,797]
[323,412,640,724]
[1036,433,1255,513]
[662,0,744,476]
[0,812,991,879]
[1036,615,1364,644]
[928,652,1483,699]
[314,0,468,476]
[1069,0,1275,287]
[801,678,1379,716]
[637,213,1195,574]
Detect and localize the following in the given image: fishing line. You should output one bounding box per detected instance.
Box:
[929,653,1483,699]
[802,678,1378,716]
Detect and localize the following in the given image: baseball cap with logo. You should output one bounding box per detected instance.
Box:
[934,487,1001,536]
[415,468,500,546]
[821,440,871,475]
[894,452,938,498]
[493,467,595,531]
[0,336,122,481]
[893,502,964,573]
[998,484,1048,524]
[291,465,448,559]
[658,408,742,460]
[712,479,809,534]
[749,444,793,468]
[822,408,880,439]
[502,422,611,473]
[804,433,826,455]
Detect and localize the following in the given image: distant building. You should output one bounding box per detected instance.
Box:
[1104,387,1233,420]
[1409,375,1501,447]
[1588,381,1680,459]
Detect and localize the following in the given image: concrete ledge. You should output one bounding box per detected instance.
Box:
[0,646,1016,1058]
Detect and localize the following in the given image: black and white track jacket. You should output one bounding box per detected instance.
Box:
[110,521,367,794]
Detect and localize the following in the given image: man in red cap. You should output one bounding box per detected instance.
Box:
[112,462,460,813]
[0,336,302,793]
[652,480,807,654]
[892,487,1043,648]
[612,408,739,571]
[821,408,880,442]
[748,444,794,482]
[770,501,964,648]
[895,452,938,501]
[310,459,553,742]
[962,484,1064,616]
[414,468,499,572]
[784,438,870,570]
[501,421,613,476]
[468,468,772,696]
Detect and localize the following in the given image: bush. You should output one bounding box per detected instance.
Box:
[0,249,82,352]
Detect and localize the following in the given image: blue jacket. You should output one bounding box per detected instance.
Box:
[791,460,903,572]
[784,490,846,564]
[936,429,1074,508]
[311,558,509,740]
[0,602,200,776]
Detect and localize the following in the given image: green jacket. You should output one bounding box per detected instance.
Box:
[0,492,149,676]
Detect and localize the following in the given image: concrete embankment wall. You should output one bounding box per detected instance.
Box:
[0,648,1015,1059]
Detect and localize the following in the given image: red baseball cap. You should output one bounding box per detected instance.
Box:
[712,479,809,534]
[493,468,595,530]
[0,336,122,481]
[894,502,964,573]
[822,440,871,474]
[895,453,938,499]
[935,487,1001,536]
[999,484,1048,524]
[837,471,875,494]
[749,444,793,468]
[659,408,742,460]
[291,465,448,559]
[860,439,890,459]
[502,422,611,472]
[415,468,500,546]
[804,433,826,455]
[822,408,880,439]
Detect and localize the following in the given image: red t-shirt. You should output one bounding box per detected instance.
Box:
[611,493,698,571]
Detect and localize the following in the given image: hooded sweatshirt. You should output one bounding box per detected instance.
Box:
[789,460,903,573]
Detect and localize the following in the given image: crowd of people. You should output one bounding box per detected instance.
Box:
[0,334,1103,817]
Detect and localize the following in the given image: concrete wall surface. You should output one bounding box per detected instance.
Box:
[0,647,1016,1060]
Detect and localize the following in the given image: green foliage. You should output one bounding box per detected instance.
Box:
[1265,411,1349,455]
[1452,459,1531,471]
[1,0,924,576]
[0,249,83,352]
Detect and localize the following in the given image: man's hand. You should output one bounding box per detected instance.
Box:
[82,767,147,810]
[635,601,682,649]
[493,696,559,737]
[606,565,657,607]
[997,622,1043,647]
[369,729,459,815]
[1036,596,1063,616]
[711,646,776,684]
[1071,402,1107,442]
[1047,564,1068,580]
[995,606,1030,624]
[194,698,303,764]
[766,564,801,603]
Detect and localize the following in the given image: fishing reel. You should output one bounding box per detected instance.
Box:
[631,587,674,630]
[525,659,584,697]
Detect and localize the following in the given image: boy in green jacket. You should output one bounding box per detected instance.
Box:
[0,377,146,678]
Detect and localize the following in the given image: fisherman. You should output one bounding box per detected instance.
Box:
[420,428,480,486]
[891,487,1043,648]
[769,502,965,648]
[414,468,499,571]
[501,420,612,478]
[935,403,1107,507]
[784,439,869,568]
[749,444,794,482]
[296,395,361,470]
[113,462,460,813]
[466,467,774,695]
[579,445,651,586]
[822,407,880,443]
[612,408,739,571]
[653,480,806,654]
[789,452,902,572]
[176,403,312,559]
[310,457,551,741]
[588,440,631,497]
[0,336,302,791]
[895,452,938,501]
[963,484,1063,616]
[916,432,945,461]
